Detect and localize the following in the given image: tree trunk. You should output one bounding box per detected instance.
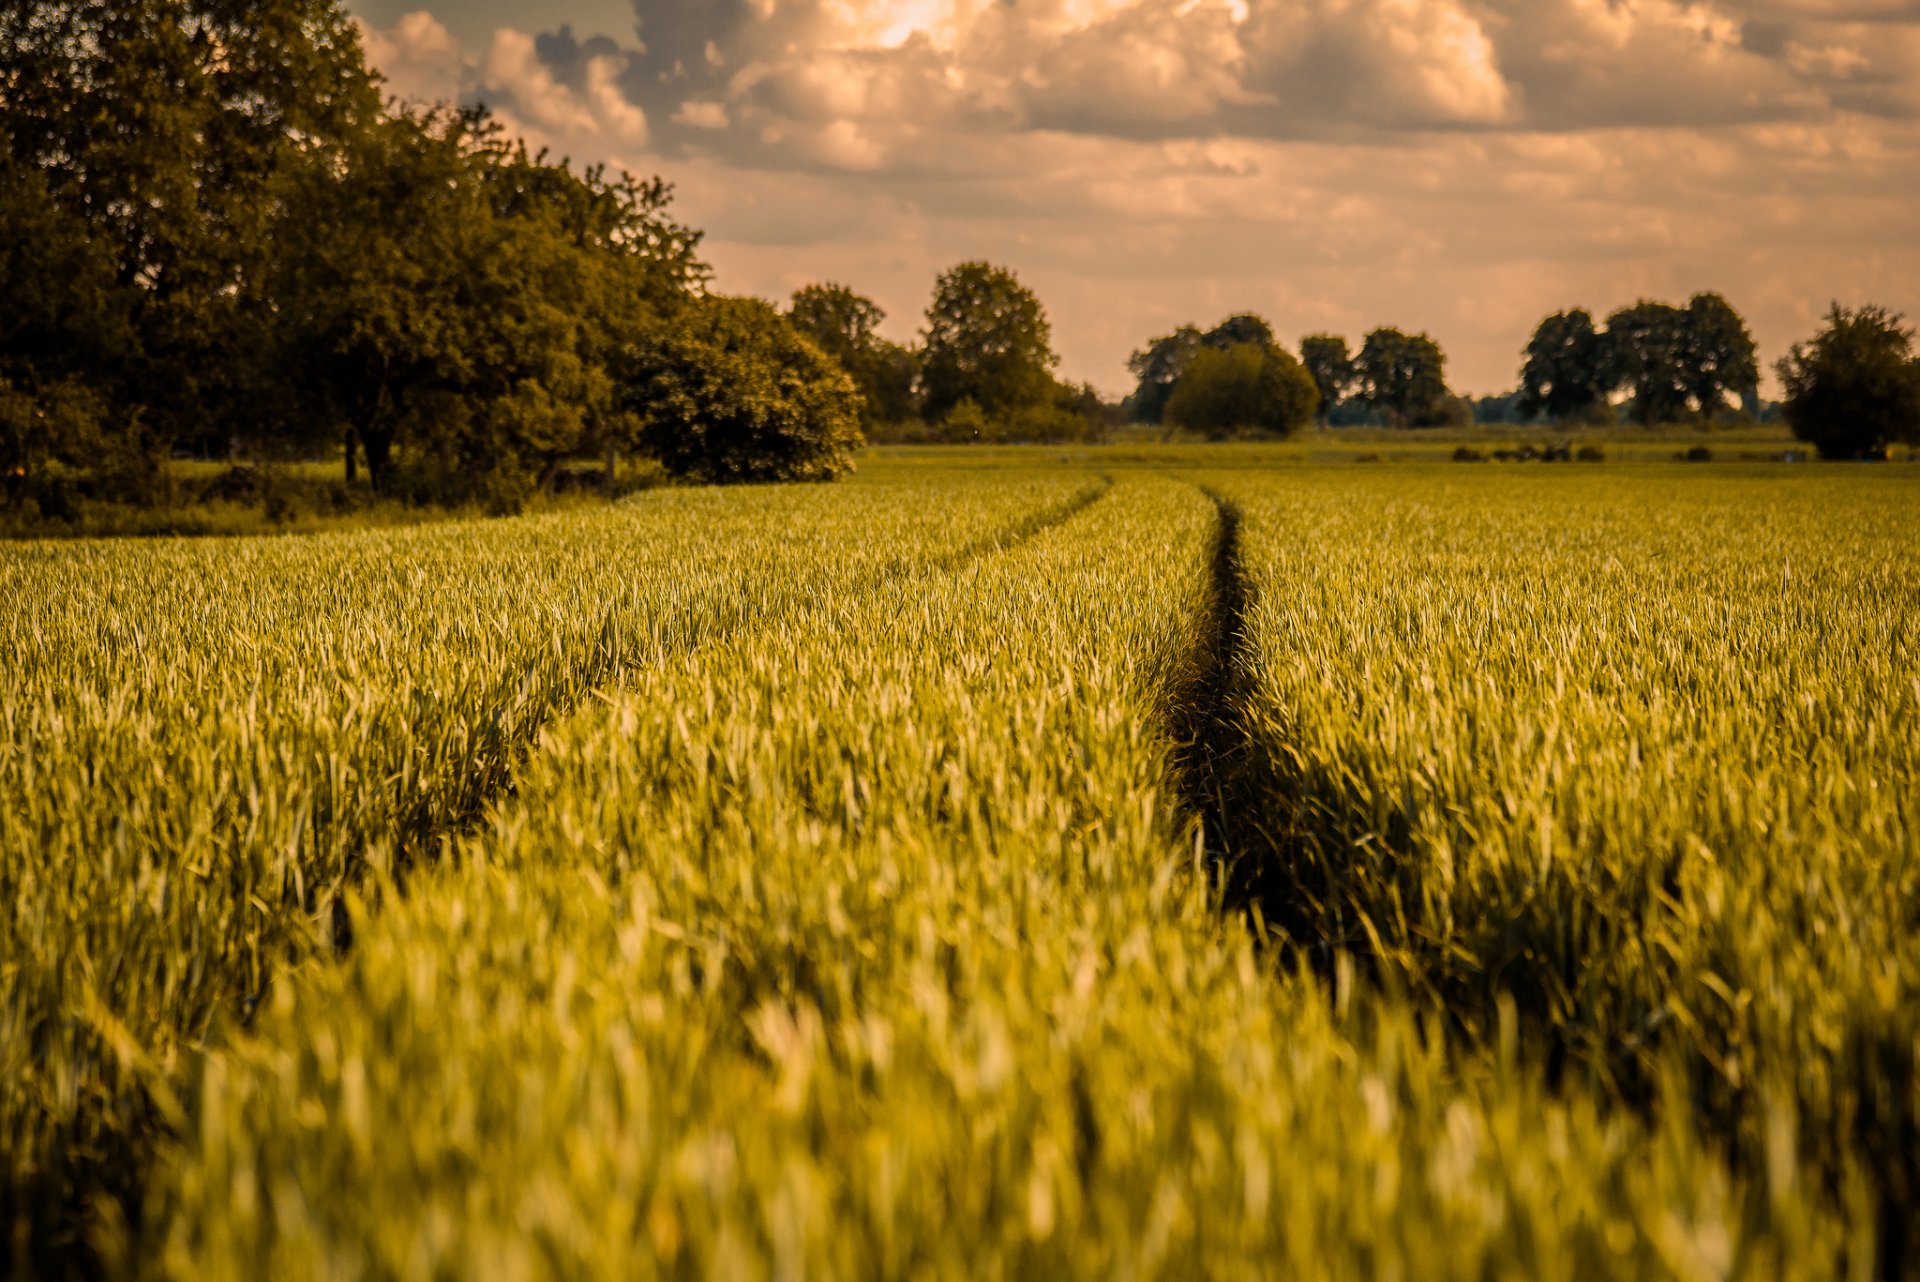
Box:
[344,428,358,484]
[362,427,394,495]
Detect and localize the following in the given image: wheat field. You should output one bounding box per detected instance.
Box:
[3,456,1914,1279]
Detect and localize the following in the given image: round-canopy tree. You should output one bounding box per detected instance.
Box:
[1164,342,1319,440]
[1777,304,1920,460]
[1518,308,1615,424]
[1299,334,1356,424]
[919,261,1058,421]
[787,283,918,427]
[626,296,864,483]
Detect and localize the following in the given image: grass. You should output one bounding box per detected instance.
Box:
[2,453,1914,1278]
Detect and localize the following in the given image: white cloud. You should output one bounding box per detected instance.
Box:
[350,2,1920,395]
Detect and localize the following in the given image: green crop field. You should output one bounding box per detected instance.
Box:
[3,452,1916,1280]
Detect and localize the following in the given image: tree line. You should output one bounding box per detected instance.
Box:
[1124,293,1920,459]
[1128,319,1462,433]
[784,266,1112,447]
[5,0,1915,523]
[0,0,887,518]
[1,0,1112,521]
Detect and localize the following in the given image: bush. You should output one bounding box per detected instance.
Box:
[1166,342,1319,440]
[938,398,992,443]
[1453,447,1488,463]
[1777,304,1920,460]
[1678,446,1714,463]
[628,297,863,484]
[1576,445,1606,463]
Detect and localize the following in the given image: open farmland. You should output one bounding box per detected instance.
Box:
[3,454,1917,1279]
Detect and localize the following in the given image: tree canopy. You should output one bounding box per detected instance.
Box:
[1299,335,1356,424]
[1164,342,1318,440]
[1518,309,1615,424]
[627,296,864,484]
[1357,328,1452,426]
[3,0,931,511]
[1777,304,1920,460]
[788,284,918,427]
[920,262,1059,421]
[1125,326,1203,425]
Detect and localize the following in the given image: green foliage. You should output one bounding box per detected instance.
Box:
[787,283,920,427]
[1682,292,1760,417]
[1125,325,1203,425]
[1165,342,1319,439]
[1777,304,1920,460]
[268,106,704,499]
[1518,308,1615,423]
[1356,327,1452,426]
[919,261,1059,420]
[1299,334,1356,422]
[0,0,384,482]
[626,296,864,484]
[1201,312,1276,350]
[1604,294,1757,425]
[1,0,720,507]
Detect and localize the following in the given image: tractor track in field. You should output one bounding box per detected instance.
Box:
[1164,485,1325,953]
[1166,489,1267,921]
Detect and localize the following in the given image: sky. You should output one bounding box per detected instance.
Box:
[345,0,1920,398]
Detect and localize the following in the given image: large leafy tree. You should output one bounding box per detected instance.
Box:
[1125,326,1203,425]
[919,261,1058,421]
[0,0,383,482]
[1682,291,1759,418]
[787,283,918,427]
[1778,304,1920,460]
[1299,334,1356,424]
[1518,308,1616,424]
[1605,295,1759,424]
[269,105,703,498]
[1604,302,1694,425]
[1357,328,1451,426]
[0,150,130,502]
[626,296,863,484]
[1202,313,1276,350]
[1164,342,1318,440]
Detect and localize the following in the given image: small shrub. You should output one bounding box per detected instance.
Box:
[1453,447,1487,463]
[1677,446,1714,463]
[1576,445,1606,463]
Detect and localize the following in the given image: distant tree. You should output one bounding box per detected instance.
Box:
[787,283,918,427]
[1681,292,1759,419]
[626,296,863,483]
[1472,391,1526,425]
[920,261,1058,421]
[1605,302,1693,425]
[1518,309,1616,424]
[789,283,886,362]
[1164,342,1318,440]
[1202,314,1277,350]
[1357,328,1451,426]
[1299,335,1356,424]
[1777,304,1920,460]
[1126,325,1203,424]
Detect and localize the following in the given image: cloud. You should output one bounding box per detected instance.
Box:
[352,3,1920,395]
